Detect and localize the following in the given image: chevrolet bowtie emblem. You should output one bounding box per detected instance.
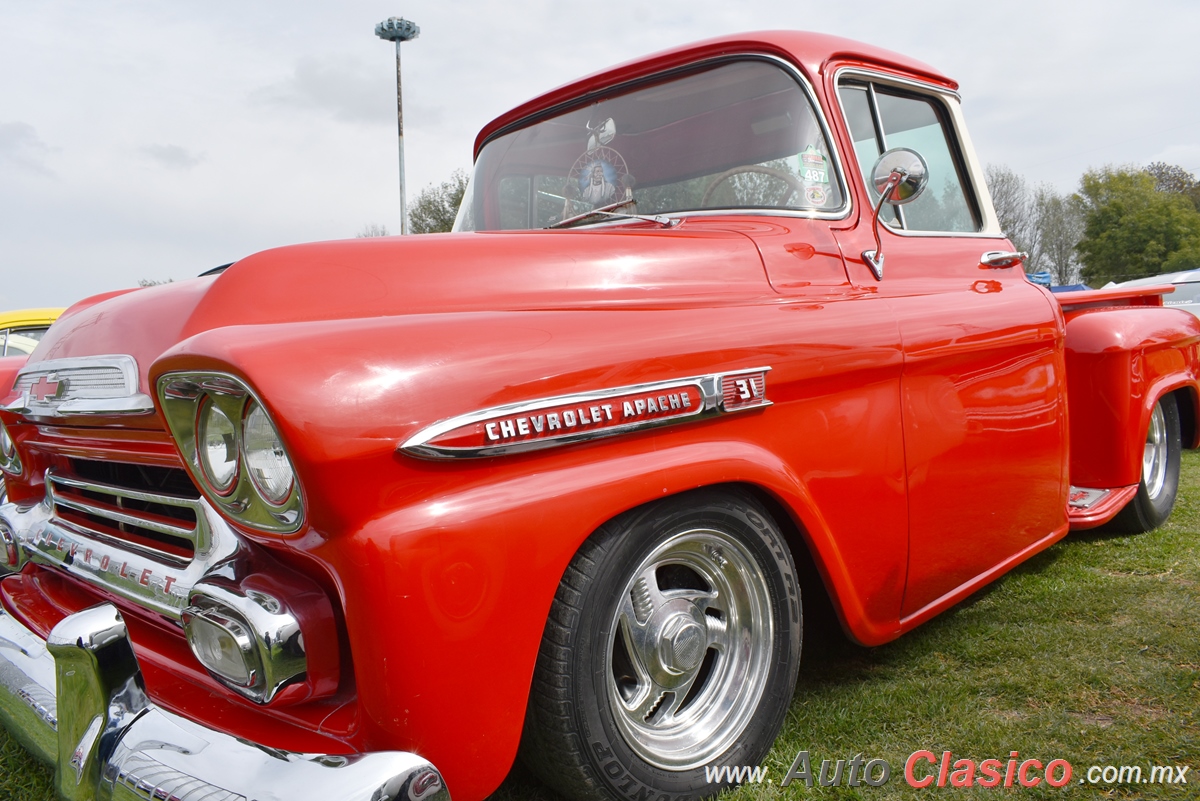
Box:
[29,375,68,402]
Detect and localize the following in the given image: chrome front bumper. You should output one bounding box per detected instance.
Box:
[0,602,450,801]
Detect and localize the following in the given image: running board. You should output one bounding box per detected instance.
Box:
[1067,485,1137,530]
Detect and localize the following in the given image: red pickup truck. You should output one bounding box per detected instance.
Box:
[1,31,1197,801]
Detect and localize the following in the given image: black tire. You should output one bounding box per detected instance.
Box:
[520,489,802,801]
[1108,394,1181,533]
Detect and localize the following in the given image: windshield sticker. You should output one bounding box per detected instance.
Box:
[799,145,830,185]
[804,185,829,206]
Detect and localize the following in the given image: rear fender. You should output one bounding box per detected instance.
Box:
[1065,307,1200,488]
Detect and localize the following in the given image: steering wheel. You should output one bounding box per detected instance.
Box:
[701,165,807,208]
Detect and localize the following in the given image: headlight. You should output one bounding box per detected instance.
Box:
[244,403,294,505]
[158,373,303,533]
[0,420,21,475]
[198,399,238,493]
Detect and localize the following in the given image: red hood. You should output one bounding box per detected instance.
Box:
[24,223,769,405]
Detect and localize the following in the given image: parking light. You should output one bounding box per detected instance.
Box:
[183,605,260,689]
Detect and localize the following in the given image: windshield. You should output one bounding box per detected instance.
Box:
[454,59,844,231]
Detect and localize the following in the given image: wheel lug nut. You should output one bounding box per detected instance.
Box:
[659,615,704,672]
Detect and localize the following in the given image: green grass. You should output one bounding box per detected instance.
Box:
[3,452,1197,800]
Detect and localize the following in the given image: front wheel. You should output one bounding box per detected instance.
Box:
[520,489,802,801]
[1108,394,1181,533]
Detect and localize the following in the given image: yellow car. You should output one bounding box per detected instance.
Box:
[0,308,63,502]
[0,307,64,357]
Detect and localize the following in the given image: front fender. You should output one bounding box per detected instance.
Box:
[317,437,898,799]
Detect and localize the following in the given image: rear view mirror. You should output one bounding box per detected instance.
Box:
[863,148,929,280]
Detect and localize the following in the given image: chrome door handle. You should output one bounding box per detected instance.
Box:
[980,250,1027,269]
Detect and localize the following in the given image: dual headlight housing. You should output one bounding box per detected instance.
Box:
[158,373,303,533]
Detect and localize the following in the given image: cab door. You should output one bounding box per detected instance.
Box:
[831,75,1069,622]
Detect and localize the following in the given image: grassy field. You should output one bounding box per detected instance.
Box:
[3,452,1197,800]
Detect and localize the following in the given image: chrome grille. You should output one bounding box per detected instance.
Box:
[47,464,207,563]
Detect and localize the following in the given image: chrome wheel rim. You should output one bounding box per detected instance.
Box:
[605,528,773,770]
[1143,403,1168,501]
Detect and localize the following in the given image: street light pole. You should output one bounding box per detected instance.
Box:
[374,17,420,235]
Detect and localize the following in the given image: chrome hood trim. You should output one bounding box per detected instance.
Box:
[8,355,155,419]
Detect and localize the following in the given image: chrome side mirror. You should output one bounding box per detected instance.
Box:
[862,148,929,280]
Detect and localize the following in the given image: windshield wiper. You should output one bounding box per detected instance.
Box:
[542,195,680,230]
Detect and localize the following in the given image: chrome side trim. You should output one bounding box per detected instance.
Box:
[402,367,771,460]
[0,603,450,801]
[8,355,155,418]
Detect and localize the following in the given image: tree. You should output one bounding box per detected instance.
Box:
[1075,166,1200,285]
[985,164,1042,270]
[1034,188,1085,286]
[410,169,469,234]
[1145,161,1200,212]
[356,223,389,237]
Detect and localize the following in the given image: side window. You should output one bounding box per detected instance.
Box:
[839,80,979,233]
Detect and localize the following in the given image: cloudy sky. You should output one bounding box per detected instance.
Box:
[3,1,1198,309]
